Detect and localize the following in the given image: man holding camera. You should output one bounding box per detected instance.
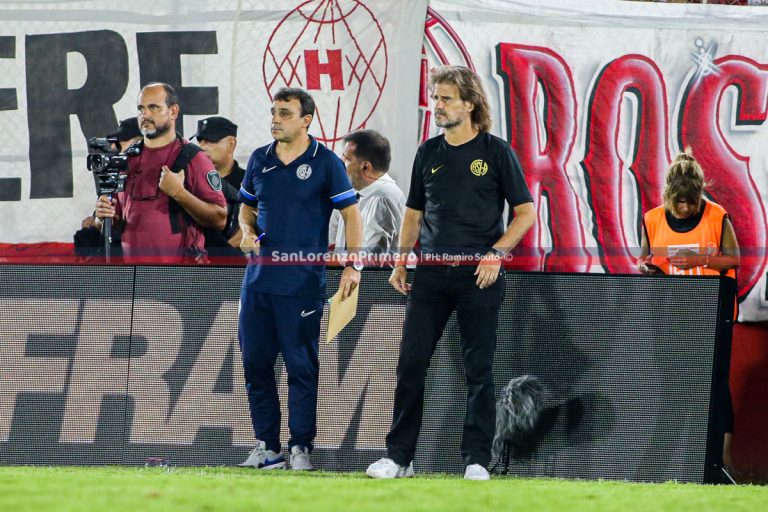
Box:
[94,83,227,261]
[75,117,144,259]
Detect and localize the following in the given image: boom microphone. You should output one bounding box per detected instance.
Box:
[491,375,545,474]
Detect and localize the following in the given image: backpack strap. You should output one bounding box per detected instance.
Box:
[168,138,203,234]
[171,141,202,173]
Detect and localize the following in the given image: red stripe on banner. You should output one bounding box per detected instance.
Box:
[0,242,77,263]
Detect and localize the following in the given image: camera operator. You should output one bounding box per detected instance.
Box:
[94,83,227,261]
[75,117,144,259]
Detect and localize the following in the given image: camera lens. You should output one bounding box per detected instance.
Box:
[87,154,106,172]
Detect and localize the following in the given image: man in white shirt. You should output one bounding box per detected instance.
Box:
[332,129,405,266]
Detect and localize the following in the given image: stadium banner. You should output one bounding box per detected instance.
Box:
[0,266,733,483]
[424,0,768,321]
[0,0,426,243]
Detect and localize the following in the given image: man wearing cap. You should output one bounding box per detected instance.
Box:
[108,117,143,152]
[192,116,245,251]
[94,82,227,261]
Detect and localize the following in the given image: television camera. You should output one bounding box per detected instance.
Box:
[85,137,141,259]
[86,137,140,195]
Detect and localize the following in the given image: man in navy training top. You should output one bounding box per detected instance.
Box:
[237,87,363,471]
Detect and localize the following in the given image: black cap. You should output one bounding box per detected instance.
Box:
[107,117,141,141]
[192,116,238,142]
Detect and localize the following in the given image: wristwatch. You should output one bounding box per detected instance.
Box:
[345,259,364,271]
[488,248,506,258]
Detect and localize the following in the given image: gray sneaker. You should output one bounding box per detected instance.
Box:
[238,440,286,469]
[290,445,313,470]
[366,457,414,479]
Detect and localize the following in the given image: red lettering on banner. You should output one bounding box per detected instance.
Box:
[680,56,768,298]
[582,55,671,273]
[304,49,344,91]
[496,44,589,271]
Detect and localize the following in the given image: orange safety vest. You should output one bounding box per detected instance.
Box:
[644,200,735,279]
[644,200,737,318]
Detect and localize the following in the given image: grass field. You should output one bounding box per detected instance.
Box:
[1,466,766,512]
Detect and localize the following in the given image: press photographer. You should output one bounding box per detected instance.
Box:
[93,83,227,262]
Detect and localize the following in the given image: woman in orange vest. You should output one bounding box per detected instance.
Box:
[637,151,739,278]
[637,150,739,472]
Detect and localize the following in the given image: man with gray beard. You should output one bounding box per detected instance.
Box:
[367,66,535,481]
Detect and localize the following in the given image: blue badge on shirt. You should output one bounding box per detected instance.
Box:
[207,170,222,191]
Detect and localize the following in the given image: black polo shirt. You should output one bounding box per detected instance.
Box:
[406,132,532,256]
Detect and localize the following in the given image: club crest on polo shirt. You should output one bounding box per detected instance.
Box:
[470,159,488,176]
[207,170,223,190]
[296,164,312,180]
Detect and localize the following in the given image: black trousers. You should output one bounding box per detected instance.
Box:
[386,265,505,468]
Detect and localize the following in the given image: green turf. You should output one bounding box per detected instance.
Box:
[0,466,765,512]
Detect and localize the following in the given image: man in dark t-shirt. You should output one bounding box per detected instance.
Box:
[366,66,536,481]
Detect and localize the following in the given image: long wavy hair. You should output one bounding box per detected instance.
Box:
[428,66,492,133]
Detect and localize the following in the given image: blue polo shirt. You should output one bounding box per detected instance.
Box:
[240,136,357,299]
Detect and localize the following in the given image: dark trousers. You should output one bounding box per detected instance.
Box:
[238,288,324,453]
[386,265,505,468]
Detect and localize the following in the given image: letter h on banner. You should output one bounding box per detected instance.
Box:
[305,49,344,90]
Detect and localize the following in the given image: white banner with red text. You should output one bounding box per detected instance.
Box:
[425,0,768,321]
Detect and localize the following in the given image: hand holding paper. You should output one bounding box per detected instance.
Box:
[326,284,359,343]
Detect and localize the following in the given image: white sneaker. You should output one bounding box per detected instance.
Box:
[238,440,286,469]
[290,445,313,470]
[464,464,490,480]
[366,457,414,479]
